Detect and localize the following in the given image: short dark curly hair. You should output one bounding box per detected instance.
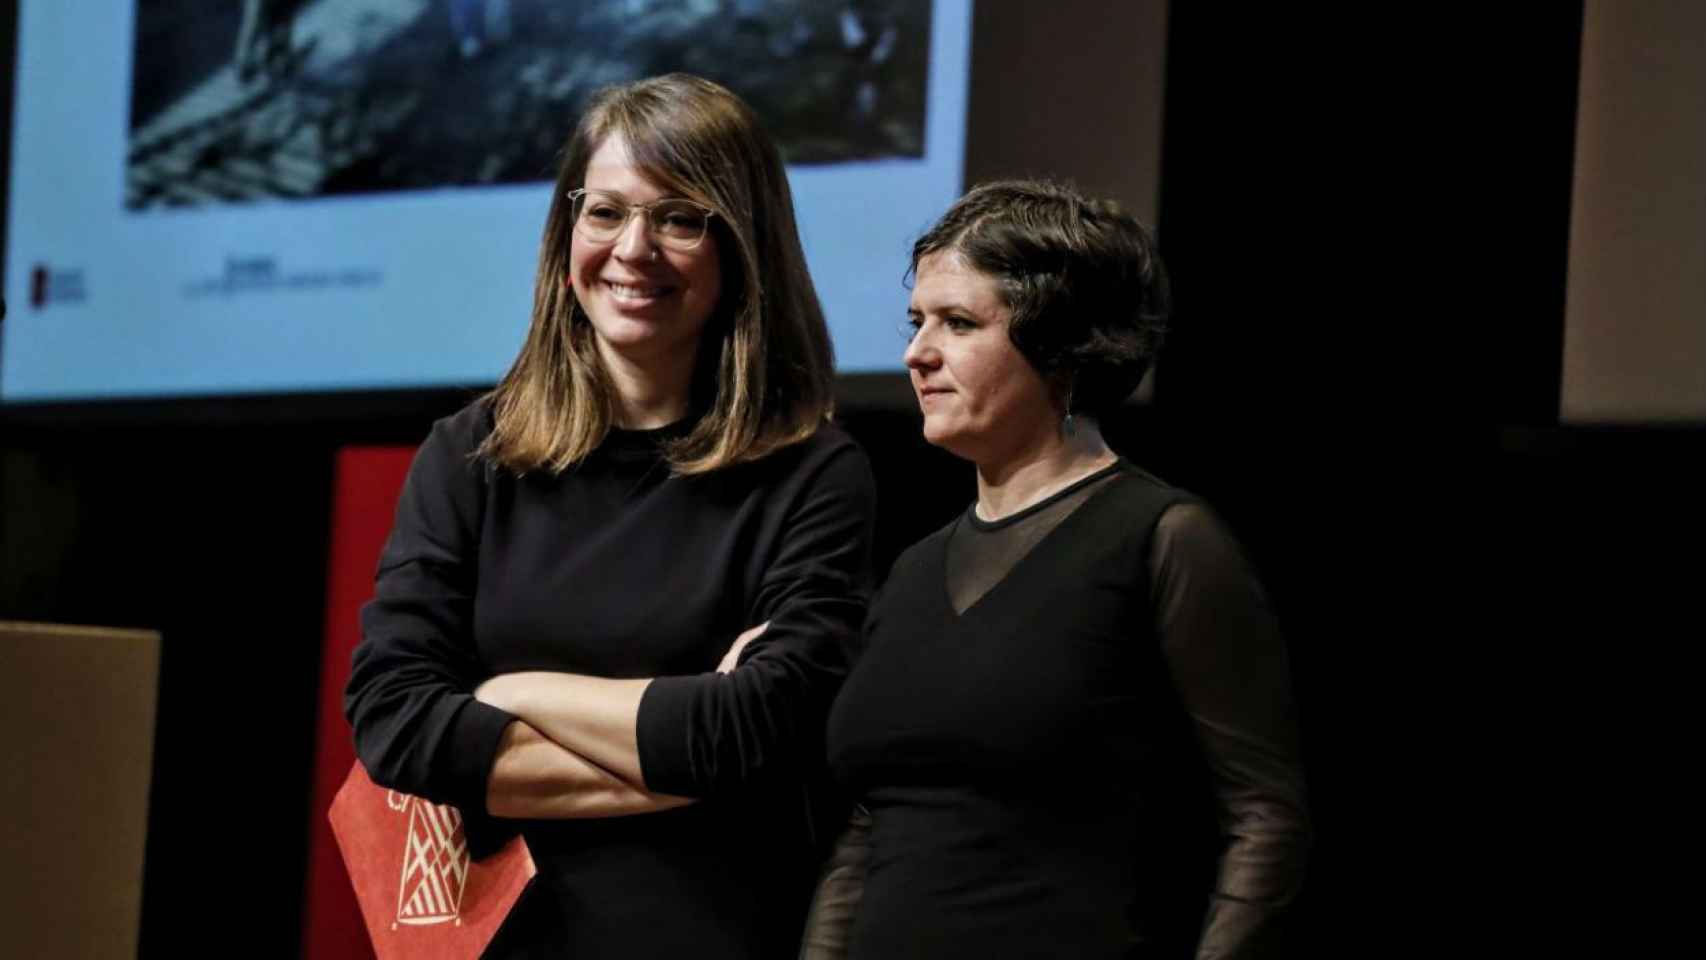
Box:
[908,179,1169,415]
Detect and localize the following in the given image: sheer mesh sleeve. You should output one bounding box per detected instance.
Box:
[1149,502,1311,959]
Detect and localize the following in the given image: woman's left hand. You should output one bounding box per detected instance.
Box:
[716,621,770,674]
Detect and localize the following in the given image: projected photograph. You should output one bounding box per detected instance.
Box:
[125,0,931,210]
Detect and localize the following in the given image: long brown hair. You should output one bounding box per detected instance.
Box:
[479,74,834,474]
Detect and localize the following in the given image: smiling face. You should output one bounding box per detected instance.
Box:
[904,251,1060,464]
[568,134,723,376]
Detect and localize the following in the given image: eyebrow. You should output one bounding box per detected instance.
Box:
[911,298,976,316]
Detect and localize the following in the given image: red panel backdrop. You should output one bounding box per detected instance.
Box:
[302,446,418,959]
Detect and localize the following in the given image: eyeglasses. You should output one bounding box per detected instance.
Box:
[567,188,718,252]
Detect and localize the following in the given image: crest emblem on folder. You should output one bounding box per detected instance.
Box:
[390,791,470,926]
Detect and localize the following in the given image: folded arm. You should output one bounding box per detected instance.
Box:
[485,719,692,819]
[474,445,875,799]
[475,621,769,787]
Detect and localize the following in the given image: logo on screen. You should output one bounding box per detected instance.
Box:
[180,255,382,299]
[28,264,87,309]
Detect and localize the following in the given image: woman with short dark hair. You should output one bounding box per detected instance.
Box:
[809,179,1310,959]
[345,74,875,957]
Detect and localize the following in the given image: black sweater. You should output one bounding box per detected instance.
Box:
[345,401,876,957]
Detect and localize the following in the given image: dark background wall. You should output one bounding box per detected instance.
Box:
[3,2,1697,955]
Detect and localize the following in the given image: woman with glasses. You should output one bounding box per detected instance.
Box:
[346,74,875,957]
[806,180,1311,959]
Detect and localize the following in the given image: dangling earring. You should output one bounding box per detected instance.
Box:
[1061,381,1077,438]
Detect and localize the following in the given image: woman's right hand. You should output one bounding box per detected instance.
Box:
[716,621,769,673]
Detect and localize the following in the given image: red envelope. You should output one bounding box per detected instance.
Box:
[328,763,534,960]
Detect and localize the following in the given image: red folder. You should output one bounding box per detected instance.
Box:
[328,763,534,959]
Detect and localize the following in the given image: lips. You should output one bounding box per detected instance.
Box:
[603,279,678,301]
